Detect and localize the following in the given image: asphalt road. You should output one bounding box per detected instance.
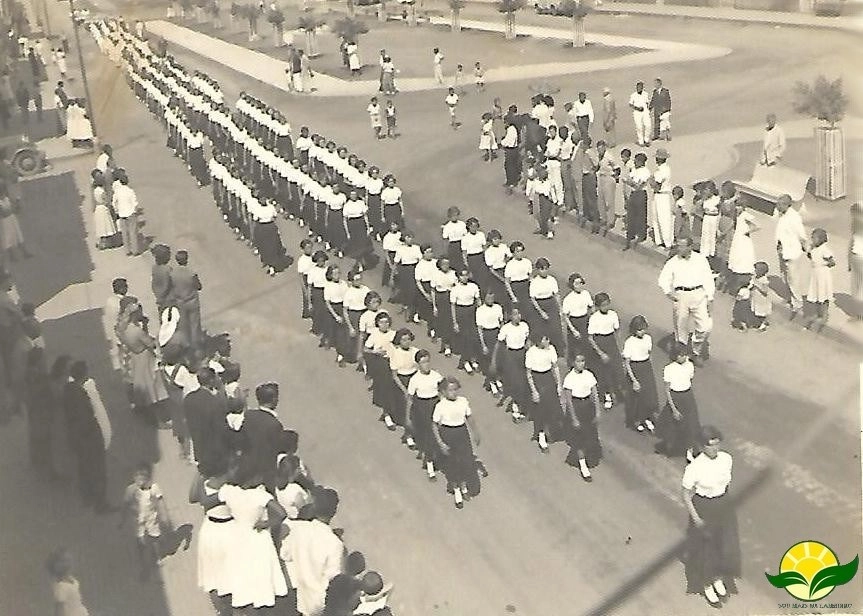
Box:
[5,3,860,615]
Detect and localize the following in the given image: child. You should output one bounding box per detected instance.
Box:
[275,453,311,520]
[385,99,398,138]
[367,97,383,139]
[452,63,464,93]
[121,462,173,581]
[731,275,752,331]
[46,548,91,616]
[524,160,538,216]
[297,238,315,320]
[346,550,367,579]
[445,87,460,129]
[671,185,691,241]
[354,571,394,615]
[806,228,835,332]
[473,61,485,92]
[478,112,497,162]
[750,261,771,332]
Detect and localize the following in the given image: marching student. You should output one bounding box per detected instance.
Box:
[528,258,564,353]
[326,183,348,258]
[586,292,624,410]
[461,217,487,288]
[365,166,385,239]
[450,268,482,374]
[308,250,330,339]
[621,315,658,433]
[393,229,422,321]
[343,189,374,268]
[365,312,397,427]
[503,241,532,309]
[655,343,703,462]
[432,376,481,509]
[562,272,593,364]
[491,307,530,421]
[386,328,419,448]
[297,239,315,320]
[561,352,603,482]
[414,244,438,335]
[324,264,350,366]
[406,350,444,480]
[483,230,512,312]
[381,220,403,292]
[475,290,505,395]
[380,175,404,230]
[525,332,563,453]
[431,257,457,357]
[441,206,468,271]
[357,291,384,376]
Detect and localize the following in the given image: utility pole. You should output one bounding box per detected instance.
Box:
[68,0,96,138]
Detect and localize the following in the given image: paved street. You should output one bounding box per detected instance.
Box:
[1,2,861,615]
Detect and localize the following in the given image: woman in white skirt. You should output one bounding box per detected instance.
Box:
[726,200,758,294]
[217,472,289,610]
[699,181,721,267]
[347,41,361,76]
[0,186,29,261]
[478,112,497,162]
[66,99,93,148]
[92,173,117,249]
[189,471,236,613]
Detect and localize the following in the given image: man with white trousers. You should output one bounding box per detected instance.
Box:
[629,81,652,147]
[651,148,674,248]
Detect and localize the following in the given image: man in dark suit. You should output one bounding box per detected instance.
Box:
[648,78,672,142]
[239,382,288,489]
[169,249,204,351]
[184,367,228,477]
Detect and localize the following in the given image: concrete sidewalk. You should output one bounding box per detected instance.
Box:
[146,18,730,97]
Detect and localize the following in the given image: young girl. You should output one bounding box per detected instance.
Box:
[393,230,422,321]
[47,548,90,616]
[307,250,329,339]
[671,185,691,242]
[380,175,404,230]
[297,239,315,320]
[188,466,235,604]
[381,221,402,291]
[343,189,374,267]
[365,166,385,238]
[731,276,753,331]
[655,344,703,461]
[365,312,397,422]
[562,273,593,364]
[357,291,383,376]
[385,99,398,138]
[432,376,481,508]
[461,217,487,287]
[525,333,563,453]
[806,228,835,331]
[528,257,564,353]
[325,184,348,258]
[452,64,464,92]
[386,328,419,446]
[586,292,623,410]
[475,290,505,395]
[343,269,371,366]
[406,349,444,480]
[474,61,485,91]
[750,261,772,332]
[431,257,457,356]
[479,112,497,162]
[562,352,603,481]
[483,230,511,312]
[450,268,481,373]
[415,244,438,336]
[623,153,650,249]
[441,206,467,272]
[274,453,312,520]
[503,241,532,308]
[621,315,658,433]
[323,264,349,365]
[445,87,460,129]
[491,307,530,422]
[122,462,173,581]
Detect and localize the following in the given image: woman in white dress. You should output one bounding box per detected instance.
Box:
[92,173,117,249]
[189,471,235,611]
[217,472,288,610]
[346,41,361,76]
[726,201,758,294]
[65,99,93,148]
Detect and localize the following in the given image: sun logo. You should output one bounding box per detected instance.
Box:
[765,541,859,601]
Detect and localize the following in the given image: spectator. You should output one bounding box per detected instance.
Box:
[113,174,142,256]
[774,194,808,319]
[761,113,786,166]
[46,548,91,616]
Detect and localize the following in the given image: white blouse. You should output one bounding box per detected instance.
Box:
[407,370,443,399]
[475,303,504,329]
[343,285,370,311]
[682,451,732,498]
[324,280,348,303]
[414,259,437,283]
[382,231,402,252]
[525,345,558,372]
[307,265,328,289]
[588,310,620,335]
[504,258,532,282]
[365,177,384,196]
[359,309,382,335]
[663,360,694,392]
[432,269,457,292]
[394,244,422,265]
[365,327,396,352]
[433,396,471,427]
[622,334,652,362]
[563,369,597,399]
[484,244,511,270]
[343,198,368,219]
[297,254,313,277]
[381,186,402,205]
[442,220,467,242]
[451,282,480,306]
[498,321,530,350]
[388,345,418,375]
[461,231,486,255]
[561,290,592,318]
[529,276,559,299]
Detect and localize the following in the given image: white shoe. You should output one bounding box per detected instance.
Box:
[383,414,395,428]
[644,418,655,432]
[463,363,473,374]
[603,394,613,410]
[405,436,416,449]
[426,461,436,479]
[412,314,420,324]
[443,347,452,357]
[713,579,727,597]
[546,231,554,239]
[471,360,480,370]
[704,585,720,605]
[489,382,499,395]
[512,402,520,415]
[538,431,548,451]
[636,423,645,432]
[429,329,436,339]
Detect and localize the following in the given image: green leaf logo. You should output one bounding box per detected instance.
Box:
[765,570,809,589]
[808,555,859,600]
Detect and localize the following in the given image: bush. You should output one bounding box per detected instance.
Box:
[793,76,849,127]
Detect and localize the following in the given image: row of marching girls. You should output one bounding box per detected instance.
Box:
[295,243,484,510]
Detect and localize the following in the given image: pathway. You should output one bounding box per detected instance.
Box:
[145,17,731,97]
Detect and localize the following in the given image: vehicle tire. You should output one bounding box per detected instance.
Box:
[12,147,44,176]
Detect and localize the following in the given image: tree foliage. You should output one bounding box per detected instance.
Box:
[448,0,467,9]
[332,16,369,40]
[267,5,285,24]
[496,0,525,13]
[297,11,326,32]
[558,0,592,18]
[792,75,849,127]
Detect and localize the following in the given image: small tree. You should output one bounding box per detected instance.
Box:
[267,4,286,46]
[208,0,221,27]
[230,2,241,27]
[497,0,525,40]
[297,12,325,56]
[332,16,369,42]
[792,76,849,128]
[559,0,591,48]
[195,0,209,23]
[180,0,193,19]
[246,1,262,40]
[449,0,466,32]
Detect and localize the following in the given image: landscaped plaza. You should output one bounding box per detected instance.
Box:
[0,0,861,614]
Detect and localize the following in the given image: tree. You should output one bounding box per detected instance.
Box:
[449,0,466,32]
[195,0,209,23]
[558,0,591,48]
[792,75,849,128]
[297,12,325,56]
[497,0,525,41]
[332,16,369,42]
[230,2,242,27]
[267,4,286,46]
[245,1,262,40]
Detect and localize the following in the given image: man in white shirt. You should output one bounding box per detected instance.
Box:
[112,174,142,256]
[280,488,346,616]
[761,113,786,166]
[432,47,444,85]
[500,121,521,193]
[544,125,564,207]
[628,81,651,147]
[658,237,715,365]
[774,194,808,316]
[651,148,674,248]
[570,91,594,143]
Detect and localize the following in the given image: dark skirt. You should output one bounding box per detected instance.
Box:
[383,203,403,229]
[531,297,564,352]
[453,304,478,364]
[300,194,316,228]
[310,286,326,336]
[327,209,347,251]
[566,314,589,362]
[565,395,602,467]
[385,372,414,425]
[439,424,479,494]
[509,279,531,311]
[255,221,287,271]
[397,263,417,308]
[433,290,453,343]
[589,333,624,398]
[466,253,488,291]
[367,193,384,234]
[500,346,528,405]
[345,309,364,363]
[368,354,390,409]
[488,268,508,313]
[416,280,434,324]
[582,173,598,222]
[625,359,659,428]
[626,189,648,241]
[530,369,562,438]
[326,302,349,357]
[345,216,373,260]
[656,388,702,457]
[411,395,440,461]
[447,240,465,272]
[684,494,742,593]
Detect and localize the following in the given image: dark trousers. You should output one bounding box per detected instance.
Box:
[504,148,521,186]
[576,115,590,142]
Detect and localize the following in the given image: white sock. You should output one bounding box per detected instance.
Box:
[512,402,521,416]
[384,414,395,428]
[713,579,727,597]
[454,487,463,505]
[405,436,416,448]
[489,382,499,395]
[426,461,435,477]
[579,458,590,476]
[538,431,548,449]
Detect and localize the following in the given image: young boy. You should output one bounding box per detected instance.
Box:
[353,570,394,615]
[366,97,383,139]
[121,463,172,581]
[385,99,398,138]
[750,261,772,332]
[445,88,460,129]
[452,63,464,94]
[473,61,485,92]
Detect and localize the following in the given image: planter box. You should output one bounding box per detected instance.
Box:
[814,125,846,200]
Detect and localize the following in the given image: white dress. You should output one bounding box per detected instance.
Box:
[218,484,288,608]
[807,243,834,303]
[478,119,497,151]
[727,210,755,275]
[66,104,94,142]
[347,44,360,70]
[92,186,117,240]
[197,482,236,595]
